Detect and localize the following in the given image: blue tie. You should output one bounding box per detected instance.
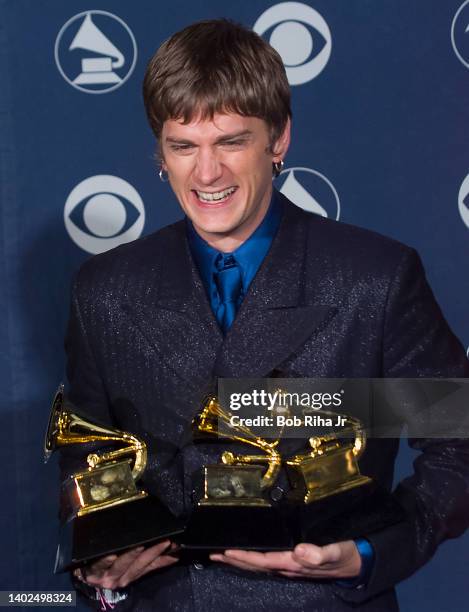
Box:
[214,254,242,333]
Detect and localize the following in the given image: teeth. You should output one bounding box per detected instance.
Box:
[196,187,236,202]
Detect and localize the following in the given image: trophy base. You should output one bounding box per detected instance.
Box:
[297,481,406,545]
[181,506,294,551]
[55,496,184,573]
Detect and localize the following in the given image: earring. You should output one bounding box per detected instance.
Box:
[159,167,169,182]
[272,160,284,178]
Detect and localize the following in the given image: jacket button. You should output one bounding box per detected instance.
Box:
[193,562,204,570]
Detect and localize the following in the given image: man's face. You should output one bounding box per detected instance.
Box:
[161,113,290,251]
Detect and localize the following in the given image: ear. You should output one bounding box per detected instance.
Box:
[272,117,291,162]
[158,152,168,172]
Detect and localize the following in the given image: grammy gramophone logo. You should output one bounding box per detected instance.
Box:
[276,167,341,221]
[54,10,137,94]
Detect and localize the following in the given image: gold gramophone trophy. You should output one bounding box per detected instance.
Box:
[195,396,283,507]
[183,396,294,550]
[285,411,404,545]
[45,385,184,573]
[285,413,371,503]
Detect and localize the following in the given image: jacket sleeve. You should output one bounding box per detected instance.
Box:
[335,247,469,603]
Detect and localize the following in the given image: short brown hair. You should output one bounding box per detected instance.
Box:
[143,19,291,150]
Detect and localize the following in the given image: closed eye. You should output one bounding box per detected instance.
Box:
[169,143,194,151]
[219,138,249,148]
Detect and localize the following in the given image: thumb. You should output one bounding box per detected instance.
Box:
[292,543,324,567]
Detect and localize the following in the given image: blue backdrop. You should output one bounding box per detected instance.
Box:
[1,1,468,610]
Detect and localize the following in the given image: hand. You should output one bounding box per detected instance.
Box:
[74,540,179,589]
[210,540,361,579]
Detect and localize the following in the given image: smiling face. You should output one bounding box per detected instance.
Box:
[161,113,290,252]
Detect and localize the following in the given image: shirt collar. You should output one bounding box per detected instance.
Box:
[186,189,282,292]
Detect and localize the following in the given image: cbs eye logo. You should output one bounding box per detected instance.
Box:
[253,2,332,85]
[64,175,145,254]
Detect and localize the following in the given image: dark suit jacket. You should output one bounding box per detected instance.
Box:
[64,193,469,611]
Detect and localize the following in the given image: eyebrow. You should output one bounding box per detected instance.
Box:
[165,129,253,145]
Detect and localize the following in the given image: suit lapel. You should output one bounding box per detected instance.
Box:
[214,197,337,377]
[121,222,222,391]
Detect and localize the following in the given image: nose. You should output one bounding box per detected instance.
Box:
[193,147,223,186]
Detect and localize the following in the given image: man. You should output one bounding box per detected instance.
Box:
[64,19,469,611]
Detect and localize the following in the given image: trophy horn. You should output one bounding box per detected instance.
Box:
[44,385,147,481]
[193,396,281,489]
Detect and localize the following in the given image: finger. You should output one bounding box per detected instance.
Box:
[88,541,173,589]
[210,553,269,574]
[136,540,173,560]
[143,554,180,570]
[211,553,330,577]
[110,539,172,577]
[103,546,146,577]
[222,550,304,573]
[292,543,341,569]
[86,555,118,575]
[116,541,175,587]
[85,547,145,588]
[73,568,88,583]
[278,570,312,579]
[280,566,342,577]
[119,553,179,586]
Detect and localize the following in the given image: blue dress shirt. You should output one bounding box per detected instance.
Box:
[187,189,282,321]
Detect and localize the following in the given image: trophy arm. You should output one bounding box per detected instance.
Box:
[222,452,270,465]
[221,450,282,490]
[306,413,367,459]
[260,451,282,489]
[86,433,147,482]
